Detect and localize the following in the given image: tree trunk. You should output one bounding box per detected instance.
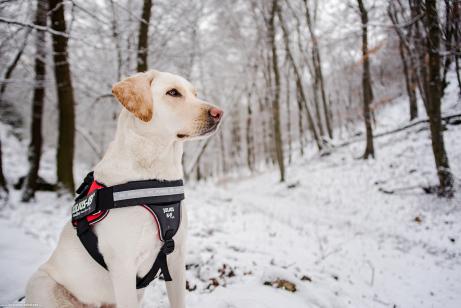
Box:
[49,0,76,193]
[0,138,8,202]
[303,0,332,140]
[109,0,123,80]
[296,83,305,156]
[258,96,271,166]
[136,0,153,72]
[231,107,241,168]
[285,74,292,164]
[277,7,322,151]
[424,0,454,196]
[357,0,375,159]
[22,0,48,202]
[246,98,254,171]
[452,1,461,96]
[312,66,325,138]
[410,0,429,111]
[388,1,419,121]
[398,39,418,120]
[269,0,285,182]
[219,129,227,174]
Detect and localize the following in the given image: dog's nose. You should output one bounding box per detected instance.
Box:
[209,107,223,121]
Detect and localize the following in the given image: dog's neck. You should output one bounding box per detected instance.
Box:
[94,110,184,186]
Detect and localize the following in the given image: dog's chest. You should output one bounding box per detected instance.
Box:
[94,206,163,268]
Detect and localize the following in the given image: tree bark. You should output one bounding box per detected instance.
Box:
[452,1,461,96]
[0,138,8,201]
[246,97,255,171]
[285,73,292,164]
[109,0,123,80]
[388,3,418,120]
[277,6,322,151]
[269,0,285,182]
[22,0,48,202]
[231,107,241,168]
[136,0,153,72]
[49,0,76,193]
[303,0,332,139]
[424,0,454,196]
[357,0,375,159]
[410,0,429,111]
[398,39,418,120]
[296,82,305,156]
[219,129,227,174]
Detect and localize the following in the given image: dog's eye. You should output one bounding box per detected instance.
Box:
[166,89,181,97]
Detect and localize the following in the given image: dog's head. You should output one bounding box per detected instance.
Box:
[112,70,223,141]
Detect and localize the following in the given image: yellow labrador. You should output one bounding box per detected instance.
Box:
[25,70,223,308]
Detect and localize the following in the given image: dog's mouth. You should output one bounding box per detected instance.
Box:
[199,122,220,136]
[176,121,220,140]
[177,133,189,139]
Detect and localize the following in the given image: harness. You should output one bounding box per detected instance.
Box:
[72,172,184,289]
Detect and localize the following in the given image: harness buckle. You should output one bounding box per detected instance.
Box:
[161,239,175,255]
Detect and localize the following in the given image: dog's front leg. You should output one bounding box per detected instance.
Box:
[165,244,186,308]
[108,259,139,308]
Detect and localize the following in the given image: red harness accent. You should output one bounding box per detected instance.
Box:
[85,181,108,224]
[73,180,161,239]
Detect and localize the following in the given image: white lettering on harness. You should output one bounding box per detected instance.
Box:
[72,193,95,216]
[163,207,175,219]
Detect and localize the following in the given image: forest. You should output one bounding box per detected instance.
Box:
[0,0,460,307]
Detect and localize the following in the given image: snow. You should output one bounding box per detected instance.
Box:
[1,88,460,307]
[0,221,50,303]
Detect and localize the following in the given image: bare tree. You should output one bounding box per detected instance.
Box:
[303,0,333,139]
[442,0,461,95]
[21,0,48,202]
[277,4,322,151]
[246,87,255,171]
[109,0,123,80]
[49,0,76,193]
[388,2,418,120]
[285,69,292,164]
[0,138,8,202]
[269,0,285,182]
[357,0,375,159]
[137,0,153,72]
[423,0,454,196]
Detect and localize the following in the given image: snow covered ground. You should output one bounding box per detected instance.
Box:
[1,89,460,307]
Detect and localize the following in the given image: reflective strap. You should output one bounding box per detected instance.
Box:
[113,186,184,202]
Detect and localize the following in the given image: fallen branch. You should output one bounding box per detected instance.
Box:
[335,113,461,148]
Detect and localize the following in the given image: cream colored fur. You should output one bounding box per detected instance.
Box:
[25,70,223,308]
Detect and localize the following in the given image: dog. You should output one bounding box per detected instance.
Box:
[25,70,223,308]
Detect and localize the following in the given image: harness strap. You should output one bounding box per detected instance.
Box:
[136,230,175,288]
[76,219,108,269]
[77,216,176,288]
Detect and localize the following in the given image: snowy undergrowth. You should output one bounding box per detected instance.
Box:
[1,90,460,307]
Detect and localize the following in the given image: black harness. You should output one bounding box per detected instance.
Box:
[72,172,184,289]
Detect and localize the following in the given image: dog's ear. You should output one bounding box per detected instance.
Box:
[112,71,157,122]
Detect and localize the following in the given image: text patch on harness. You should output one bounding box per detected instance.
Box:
[72,192,97,220]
